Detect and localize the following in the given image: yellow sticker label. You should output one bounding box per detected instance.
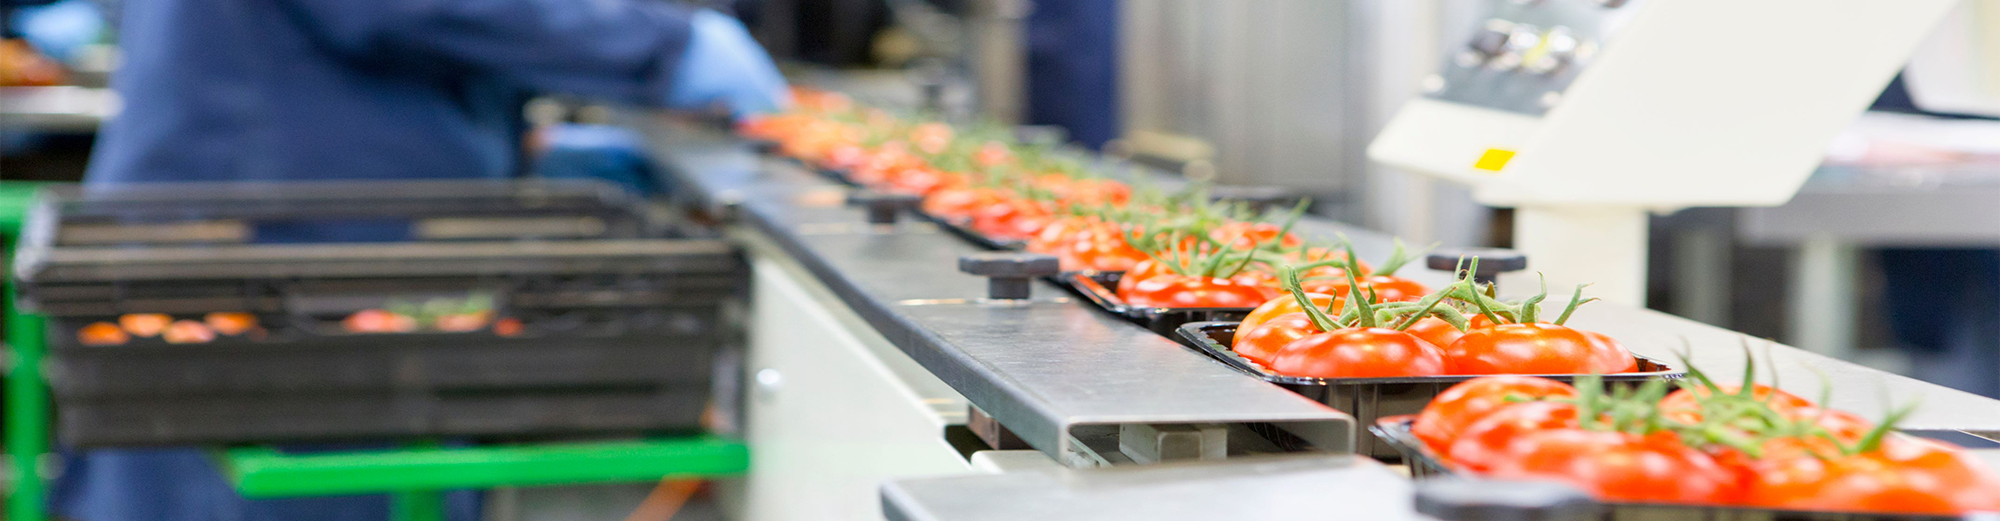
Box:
[1474,149,1516,173]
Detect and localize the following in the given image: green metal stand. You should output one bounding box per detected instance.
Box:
[228,436,747,521]
[3,182,52,521]
[226,437,748,497]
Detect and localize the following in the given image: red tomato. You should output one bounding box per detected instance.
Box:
[1658,384,1816,425]
[1445,401,1581,472]
[1754,437,2000,514]
[970,199,1053,240]
[1226,269,1283,301]
[1445,323,1600,375]
[885,167,960,196]
[910,123,954,154]
[923,186,1006,220]
[1209,222,1302,250]
[119,313,172,338]
[1121,275,1270,309]
[77,322,130,346]
[1233,293,1339,346]
[1302,275,1427,303]
[1411,376,1579,453]
[1581,331,1638,374]
[162,320,217,344]
[344,309,418,334]
[204,312,259,336]
[1405,317,1467,355]
[1065,179,1132,207]
[1490,429,1741,505]
[973,141,1013,168]
[1115,258,1193,300]
[1232,313,1319,366]
[1267,327,1448,378]
[1032,219,1147,273]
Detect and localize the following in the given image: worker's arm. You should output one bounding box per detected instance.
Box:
[275,0,785,115]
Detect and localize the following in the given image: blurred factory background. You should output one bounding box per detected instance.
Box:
[6,0,1999,396]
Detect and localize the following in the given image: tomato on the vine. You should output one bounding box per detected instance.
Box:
[1444,401,1580,472]
[1121,275,1270,309]
[1232,312,1318,366]
[1234,293,1339,345]
[1658,384,1815,425]
[1267,327,1447,378]
[1227,269,1283,301]
[1581,331,1638,374]
[1302,275,1427,303]
[1116,258,1192,300]
[1411,376,1578,453]
[923,186,1007,220]
[1405,317,1467,354]
[1490,429,1741,505]
[970,199,1053,240]
[1751,437,2000,514]
[1444,323,1601,375]
[1209,221,1301,250]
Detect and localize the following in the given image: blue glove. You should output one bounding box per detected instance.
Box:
[13,0,105,64]
[667,9,790,118]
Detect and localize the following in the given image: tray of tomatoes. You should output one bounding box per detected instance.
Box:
[1166,259,1681,457]
[1372,368,2000,518]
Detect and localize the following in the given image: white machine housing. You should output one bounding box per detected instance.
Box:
[1370,0,1960,304]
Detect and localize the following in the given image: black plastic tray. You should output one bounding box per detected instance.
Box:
[1062,272,1256,336]
[1372,418,1963,521]
[1175,321,1682,458]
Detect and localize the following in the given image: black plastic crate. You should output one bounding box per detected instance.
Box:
[11,180,746,447]
[1062,272,1255,336]
[1174,321,1681,459]
[46,306,721,398]
[1373,419,1962,521]
[60,386,710,447]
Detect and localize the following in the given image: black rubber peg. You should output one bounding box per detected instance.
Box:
[1426,247,1528,285]
[958,253,1060,300]
[1207,185,1298,213]
[847,191,921,225]
[1415,478,1599,521]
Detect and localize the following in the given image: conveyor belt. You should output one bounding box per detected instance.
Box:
[642,120,2000,468]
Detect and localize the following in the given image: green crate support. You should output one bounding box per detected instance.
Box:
[225,436,749,498]
[3,181,52,521]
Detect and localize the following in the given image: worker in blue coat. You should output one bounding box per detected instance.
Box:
[55,0,787,520]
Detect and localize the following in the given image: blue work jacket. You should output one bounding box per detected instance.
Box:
[86,0,695,183]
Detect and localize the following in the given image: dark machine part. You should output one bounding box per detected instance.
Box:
[1414,478,1599,521]
[958,252,1058,300]
[1426,247,1529,286]
[846,190,922,225]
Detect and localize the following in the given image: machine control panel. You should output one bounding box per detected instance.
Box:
[1427,0,1641,116]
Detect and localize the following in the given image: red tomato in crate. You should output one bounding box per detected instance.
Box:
[344,309,418,334]
[1410,376,1578,453]
[1445,323,1601,375]
[1120,275,1269,309]
[1490,429,1742,505]
[1233,293,1339,346]
[1444,401,1581,472]
[1231,313,1319,366]
[77,322,130,346]
[162,320,217,344]
[119,313,172,338]
[1266,327,1448,378]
